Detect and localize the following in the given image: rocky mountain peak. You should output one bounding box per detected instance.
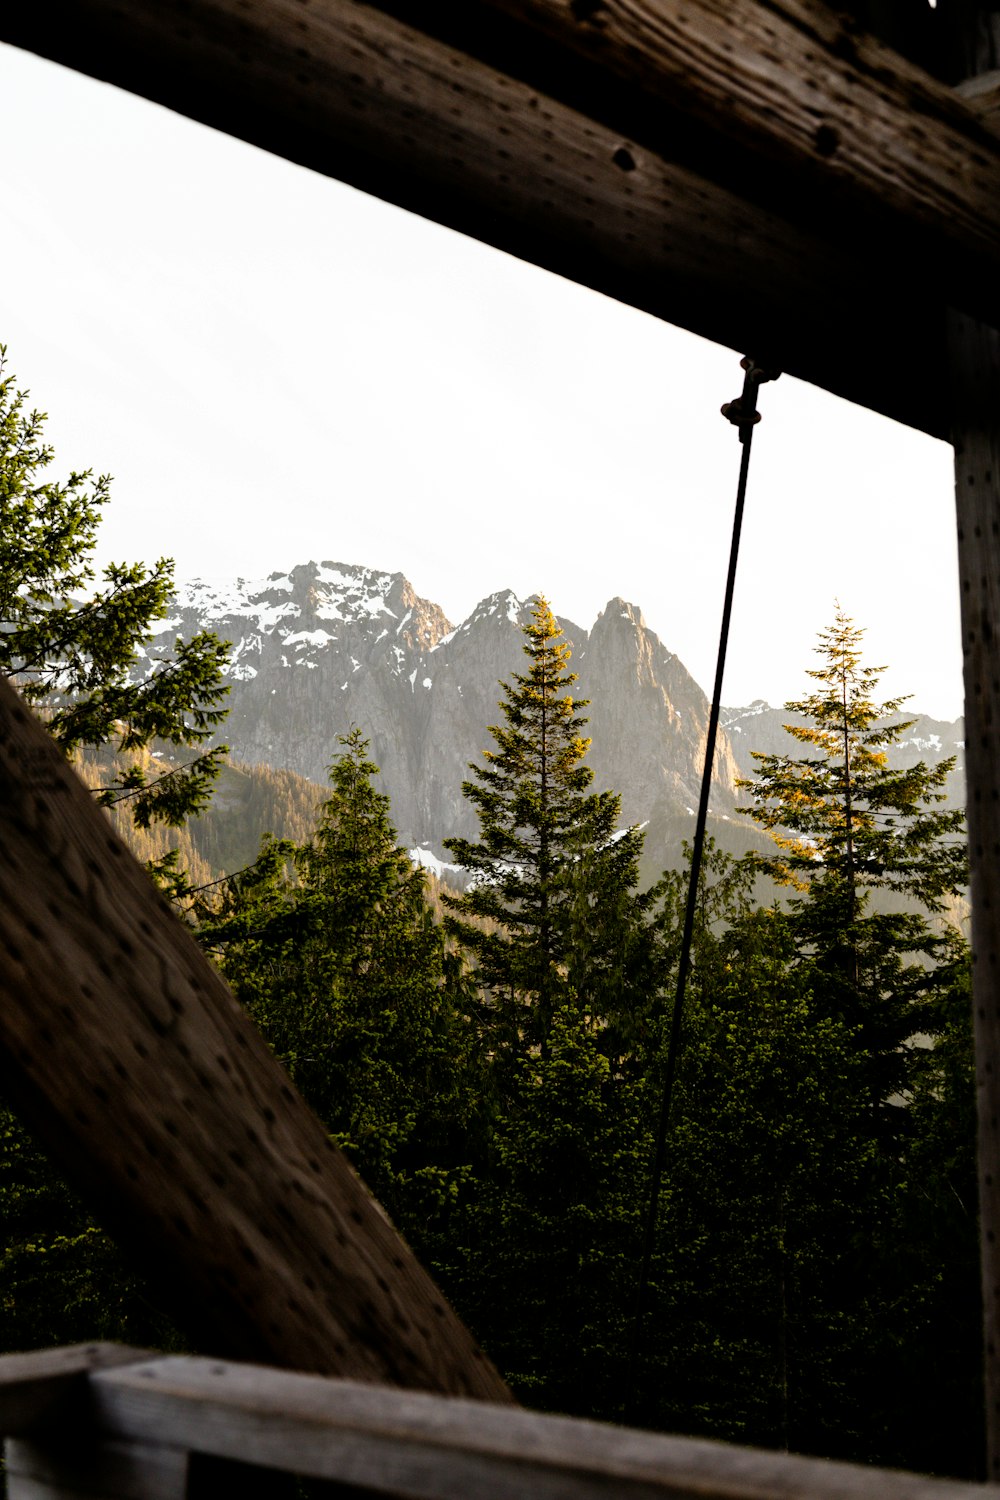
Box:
[142,561,845,871]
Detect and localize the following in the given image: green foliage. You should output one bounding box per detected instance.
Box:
[0,345,230,827]
[738,608,969,1114]
[451,1001,648,1418]
[0,1104,184,1354]
[0,508,980,1481]
[606,833,977,1475]
[739,607,965,910]
[444,596,647,1056]
[201,729,477,1218]
[679,612,980,1470]
[0,345,230,1356]
[435,601,659,1413]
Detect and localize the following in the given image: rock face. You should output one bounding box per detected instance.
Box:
[574,599,739,827]
[138,562,746,857]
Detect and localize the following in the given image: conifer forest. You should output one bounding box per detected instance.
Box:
[0,350,982,1479]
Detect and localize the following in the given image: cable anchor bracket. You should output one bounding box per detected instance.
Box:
[721,356,781,442]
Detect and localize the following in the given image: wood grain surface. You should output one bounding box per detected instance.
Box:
[8,1350,1000,1500]
[0,1345,151,1437]
[3,0,999,434]
[949,308,1000,1479]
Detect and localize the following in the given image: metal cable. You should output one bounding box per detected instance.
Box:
[624,354,780,1423]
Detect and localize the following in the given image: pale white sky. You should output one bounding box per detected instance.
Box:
[0,41,963,718]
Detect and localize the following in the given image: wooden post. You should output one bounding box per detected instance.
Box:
[949,306,1000,1477]
[948,11,1000,1478]
[0,677,511,1404]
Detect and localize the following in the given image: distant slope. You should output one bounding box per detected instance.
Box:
[77,747,327,886]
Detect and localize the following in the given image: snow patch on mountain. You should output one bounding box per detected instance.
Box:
[409,846,464,882]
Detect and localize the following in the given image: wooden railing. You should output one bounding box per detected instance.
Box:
[2,1344,997,1500]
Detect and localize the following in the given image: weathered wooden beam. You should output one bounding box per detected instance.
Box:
[0,678,511,1403]
[957,71,1000,137]
[3,0,999,436]
[0,1345,151,1438]
[949,9,1000,1478]
[949,309,1000,1479]
[5,1348,1000,1500]
[0,1346,175,1500]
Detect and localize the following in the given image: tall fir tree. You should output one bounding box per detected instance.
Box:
[444,596,646,1058]
[438,599,653,1409]
[724,612,979,1471]
[0,345,230,829]
[0,344,230,1356]
[738,606,967,1111]
[200,729,477,1223]
[740,607,964,913]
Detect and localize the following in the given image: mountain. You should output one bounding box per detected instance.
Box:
[135,561,964,881]
[136,561,745,875]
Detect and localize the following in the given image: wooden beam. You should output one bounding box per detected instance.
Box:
[0,1345,152,1437]
[6,1349,1000,1500]
[3,0,1000,436]
[949,305,1000,1482]
[0,678,511,1404]
[957,71,1000,137]
[948,11,1000,1478]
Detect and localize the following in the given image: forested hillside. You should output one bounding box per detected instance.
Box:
[75,746,327,887]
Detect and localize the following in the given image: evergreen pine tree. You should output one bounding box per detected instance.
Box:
[0,345,230,1356]
[741,607,965,913]
[738,606,967,1110]
[202,729,476,1220]
[444,596,645,1056]
[0,345,230,829]
[724,612,979,1470]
